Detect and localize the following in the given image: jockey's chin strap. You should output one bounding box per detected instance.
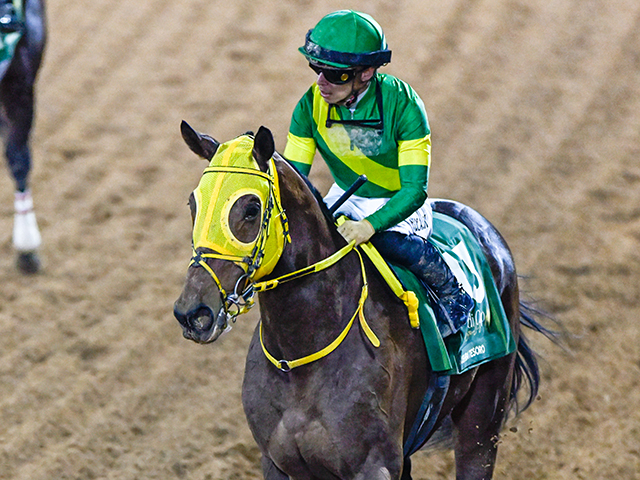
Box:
[256,242,381,373]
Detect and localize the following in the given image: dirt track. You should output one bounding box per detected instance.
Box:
[1,0,639,478]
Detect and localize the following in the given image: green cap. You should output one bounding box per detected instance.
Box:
[299,10,392,68]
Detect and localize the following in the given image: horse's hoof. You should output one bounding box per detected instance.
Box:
[16,251,41,274]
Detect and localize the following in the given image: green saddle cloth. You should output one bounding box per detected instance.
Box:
[390,212,516,375]
[0,1,23,69]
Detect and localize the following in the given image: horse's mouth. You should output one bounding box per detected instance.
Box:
[174,305,231,344]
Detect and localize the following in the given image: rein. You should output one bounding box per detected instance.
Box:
[257,245,381,372]
[194,239,381,372]
[252,240,353,292]
[190,144,380,372]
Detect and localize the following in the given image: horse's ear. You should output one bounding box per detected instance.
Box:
[253,126,274,173]
[180,120,220,160]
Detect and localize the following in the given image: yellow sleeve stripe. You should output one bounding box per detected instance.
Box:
[283,132,316,166]
[398,135,431,167]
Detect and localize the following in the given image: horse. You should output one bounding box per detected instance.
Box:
[1,0,46,273]
[173,122,546,480]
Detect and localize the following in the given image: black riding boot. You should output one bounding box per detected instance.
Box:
[371,231,474,336]
[0,1,22,34]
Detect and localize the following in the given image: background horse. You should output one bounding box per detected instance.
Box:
[1,0,46,273]
[174,123,547,480]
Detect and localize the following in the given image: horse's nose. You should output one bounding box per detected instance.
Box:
[173,304,190,328]
[173,303,215,333]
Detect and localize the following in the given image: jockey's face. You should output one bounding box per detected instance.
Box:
[315,66,375,106]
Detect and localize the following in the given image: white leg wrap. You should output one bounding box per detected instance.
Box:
[13,190,42,251]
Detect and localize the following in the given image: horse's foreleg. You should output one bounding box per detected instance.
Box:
[352,444,404,480]
[1,70,41,272]
[1,58,34,193]
[451,356,515,480]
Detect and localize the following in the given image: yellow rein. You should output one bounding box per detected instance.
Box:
[258,246,381,372]
[192,241,381,372]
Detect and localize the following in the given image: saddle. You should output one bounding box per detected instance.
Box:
[0,0,23,79]
[360,212,516,375]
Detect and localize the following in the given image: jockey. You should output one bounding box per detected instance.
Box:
[284,10,473,334]
[0,0,22,34]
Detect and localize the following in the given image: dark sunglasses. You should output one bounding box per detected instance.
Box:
[309,63,359,85]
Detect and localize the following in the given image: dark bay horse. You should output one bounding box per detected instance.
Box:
[1,0,46,273]
[173,122,545,480]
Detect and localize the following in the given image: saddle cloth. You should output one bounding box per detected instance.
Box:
[361,211,516,375]
[0,1,24,78]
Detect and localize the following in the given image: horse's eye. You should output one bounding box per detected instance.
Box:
[245,203,260,220]
[229,194,262,243]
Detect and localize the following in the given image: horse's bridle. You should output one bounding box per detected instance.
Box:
[189,165,381,371]
[256,244,381,372]
[190,156,290,325]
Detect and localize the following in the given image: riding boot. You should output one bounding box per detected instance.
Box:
[371,231,474,336]
[0,1,22,34]
[414,239,474,336]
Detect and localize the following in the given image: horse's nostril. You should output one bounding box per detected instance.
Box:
[192,314,211,331]
[193,307,214,331]
[192,316,204,330]
[180,306,214,333]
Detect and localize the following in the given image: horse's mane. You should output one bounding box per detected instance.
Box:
[277,152,337,231]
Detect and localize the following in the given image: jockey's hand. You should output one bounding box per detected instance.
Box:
[338,219,375,246]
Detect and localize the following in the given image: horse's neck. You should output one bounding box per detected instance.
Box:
[273,160,344,272]
[259,249,361,360]
[259,161,362,351]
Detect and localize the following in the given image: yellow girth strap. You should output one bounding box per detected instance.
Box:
[259,248,380,372]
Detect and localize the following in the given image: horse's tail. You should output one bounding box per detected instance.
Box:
[510,302,558,414]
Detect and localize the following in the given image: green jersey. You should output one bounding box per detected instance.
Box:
[284,72,431,232]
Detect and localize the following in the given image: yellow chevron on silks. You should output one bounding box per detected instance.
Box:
[313,87,402,192]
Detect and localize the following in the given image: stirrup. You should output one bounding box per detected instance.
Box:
[434,285,474,337]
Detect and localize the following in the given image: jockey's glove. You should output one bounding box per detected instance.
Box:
[338,219,375,246]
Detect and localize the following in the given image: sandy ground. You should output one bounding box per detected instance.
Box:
[1,0,639,478]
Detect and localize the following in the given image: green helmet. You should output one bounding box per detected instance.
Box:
[299,10,392,68]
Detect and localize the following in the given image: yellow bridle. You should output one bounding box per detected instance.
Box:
[191,135,290,279]
[190,134,291,317]
[188,134,380,371]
